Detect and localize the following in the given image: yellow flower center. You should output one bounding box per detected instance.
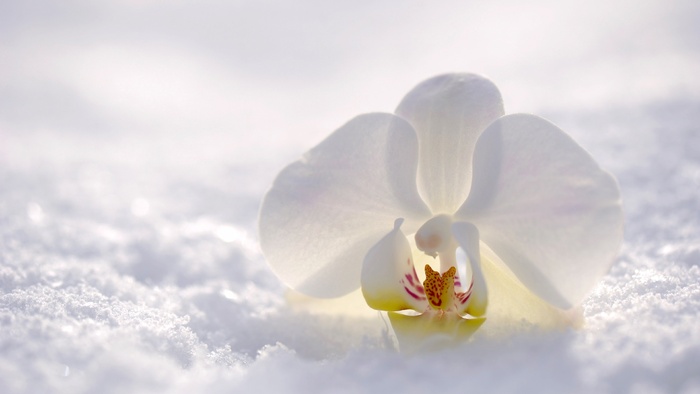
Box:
[423,265,456,311]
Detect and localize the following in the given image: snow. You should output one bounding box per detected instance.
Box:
[1,1,699,393]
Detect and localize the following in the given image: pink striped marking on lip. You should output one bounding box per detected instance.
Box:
[457,291,471,303]
[456,279,474,304]
[404,274,425,293]
[405,273,416,286]
[404,259,425,294]
[404,286,426,301]
[399,258,427,302]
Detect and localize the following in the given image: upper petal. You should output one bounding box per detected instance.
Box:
[456,114,623,309]
[395,73,505,214]
[259,113,431,298]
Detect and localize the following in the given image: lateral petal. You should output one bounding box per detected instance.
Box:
[457,114,623,309]
[259,113,431,298]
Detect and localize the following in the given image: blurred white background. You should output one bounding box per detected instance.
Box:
[2,0,698,169]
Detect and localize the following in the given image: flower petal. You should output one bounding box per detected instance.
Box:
[456,114,623,309]
[451,222,488,317]
[477,242,584,332]
[395,73,505,214]
[284,288,379,318]
[361,219,429,312]
[259,113,431,298]
[388,312,485,353]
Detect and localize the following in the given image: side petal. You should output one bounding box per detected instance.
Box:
[259,113,431,298]
[456,114,623,309]
[395,73,505,214]
[361,219,428,312]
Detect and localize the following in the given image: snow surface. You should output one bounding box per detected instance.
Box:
[1,1,700,393]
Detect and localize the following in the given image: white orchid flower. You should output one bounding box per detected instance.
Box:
[259,73,623,344]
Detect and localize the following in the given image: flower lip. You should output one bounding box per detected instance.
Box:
[360,217,430,312]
